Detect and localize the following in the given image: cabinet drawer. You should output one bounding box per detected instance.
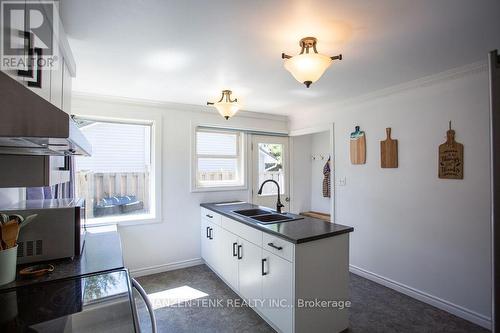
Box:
[201,208,221,226]
[262,233,294,262]
[221,217,262,247]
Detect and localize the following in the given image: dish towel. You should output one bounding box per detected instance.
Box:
[322,158,331,198]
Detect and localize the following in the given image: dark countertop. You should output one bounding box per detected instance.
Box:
[0,226,124,291]
[201,202,353,244]
[0,269,136,332]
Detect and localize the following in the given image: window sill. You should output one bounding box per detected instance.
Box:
[86,213,161,227]
[191,185,248,193]
[256,193,285,197]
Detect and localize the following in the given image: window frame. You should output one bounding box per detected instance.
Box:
[191,127,247,192]
[74,114,162,227]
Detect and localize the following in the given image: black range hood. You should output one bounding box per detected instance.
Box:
[0,71,91,156]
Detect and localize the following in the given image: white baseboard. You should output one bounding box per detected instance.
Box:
[349,265,491,330]
[130,258,203,278]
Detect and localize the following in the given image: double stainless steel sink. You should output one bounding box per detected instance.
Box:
[232,208,303,224]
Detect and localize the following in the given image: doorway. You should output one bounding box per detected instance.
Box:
[288,125,334,222]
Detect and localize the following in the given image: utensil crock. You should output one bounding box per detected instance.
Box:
[0,245,18,285]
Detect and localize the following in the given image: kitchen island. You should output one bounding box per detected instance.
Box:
[201,202,353,243]
[200,202,354,333]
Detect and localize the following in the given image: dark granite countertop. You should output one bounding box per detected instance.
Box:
[0,269,136,332]
[200,202,353,244]
[0,226,124,292]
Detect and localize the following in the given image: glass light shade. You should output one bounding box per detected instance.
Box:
[214,101,240,119]
[284,53,333,85]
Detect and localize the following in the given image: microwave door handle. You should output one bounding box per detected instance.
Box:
[131,278,157,333]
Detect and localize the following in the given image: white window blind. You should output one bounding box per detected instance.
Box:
[76,122,151,173]
[196,131,238,156]
[194,128,245,189]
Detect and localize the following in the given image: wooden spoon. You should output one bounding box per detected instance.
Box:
[0,220,20,249]
[0,223,5,249]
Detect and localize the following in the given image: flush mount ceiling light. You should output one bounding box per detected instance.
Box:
[207,90,240,120]
[282,37,342,88]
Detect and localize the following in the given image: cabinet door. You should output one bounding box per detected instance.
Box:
[261,250,293,333]
[238,239,262,303]
[201,220,221,272]
[201,219,212,266]
[208,223,222,274]
[218,228,239,290]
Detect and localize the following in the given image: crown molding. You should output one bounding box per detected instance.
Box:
[73,60,487,128]
[328,60,488,110]
[72,92,289,122]
[288,60,489,132]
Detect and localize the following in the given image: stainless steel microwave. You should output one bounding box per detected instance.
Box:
[0,198,86,264]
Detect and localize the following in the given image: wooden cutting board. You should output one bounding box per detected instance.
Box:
[350,126,366,164]
[380,128,398,168]
[439,122,463,179]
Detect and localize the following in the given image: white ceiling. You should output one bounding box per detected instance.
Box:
[61,0,500,115]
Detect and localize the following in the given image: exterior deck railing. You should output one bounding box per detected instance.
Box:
[76,171,149,218]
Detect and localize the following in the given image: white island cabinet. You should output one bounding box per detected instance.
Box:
[200,206,350,333]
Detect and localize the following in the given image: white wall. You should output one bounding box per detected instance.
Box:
[310,131,331,213]
[289,62,492,328]
[290,134,312,214]
[71,95,288,275]
[291,131,332,215]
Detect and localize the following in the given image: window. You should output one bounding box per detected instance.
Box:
[75,118,155,225]
[193,128,245,190]
[257,143,285,195]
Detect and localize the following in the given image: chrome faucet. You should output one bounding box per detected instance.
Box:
[257,179,285,214]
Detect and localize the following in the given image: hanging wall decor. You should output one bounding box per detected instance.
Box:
[380,127,398,168]
[350,126,366,164]
[438,121,463,179]
[322,157,331,198]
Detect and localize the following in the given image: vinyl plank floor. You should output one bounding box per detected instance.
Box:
[134,265,489,333]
